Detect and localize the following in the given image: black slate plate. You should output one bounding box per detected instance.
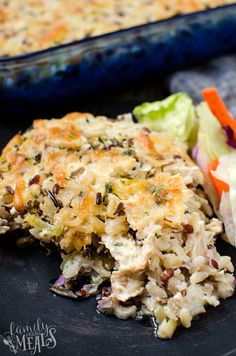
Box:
[1,87,236,356]
[0,234,236,356]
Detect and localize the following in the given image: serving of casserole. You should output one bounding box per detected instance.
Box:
[0,111,234,339]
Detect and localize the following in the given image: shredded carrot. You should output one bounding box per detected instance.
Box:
[208,159,229,198]
[202,87,236,138]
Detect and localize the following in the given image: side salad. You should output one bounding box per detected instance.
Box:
[133,88,236,247]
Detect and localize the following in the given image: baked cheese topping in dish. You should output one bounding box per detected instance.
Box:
[0,0,235,57]
[0,113,234,339]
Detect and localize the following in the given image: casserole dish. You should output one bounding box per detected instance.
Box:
[1,4,236,117]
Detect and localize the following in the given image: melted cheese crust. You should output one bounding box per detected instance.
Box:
[0,112,198,245]
[0,0,234,56]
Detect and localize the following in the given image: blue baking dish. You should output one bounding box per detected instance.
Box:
[1,4,236,117]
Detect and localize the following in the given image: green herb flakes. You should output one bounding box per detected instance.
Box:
[114,242,123,247]
[105,182,112,194]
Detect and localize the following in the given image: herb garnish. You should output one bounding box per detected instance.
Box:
[150,184,164,196]
[114,242,123,247]
[69,132,75,139]
[98,136,106,145]
[149,184,168,204]
[105,182,112,194]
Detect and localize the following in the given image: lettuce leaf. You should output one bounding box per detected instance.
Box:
[196,102,233,168]
[133,92,198,148]
[212,153,236,246]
